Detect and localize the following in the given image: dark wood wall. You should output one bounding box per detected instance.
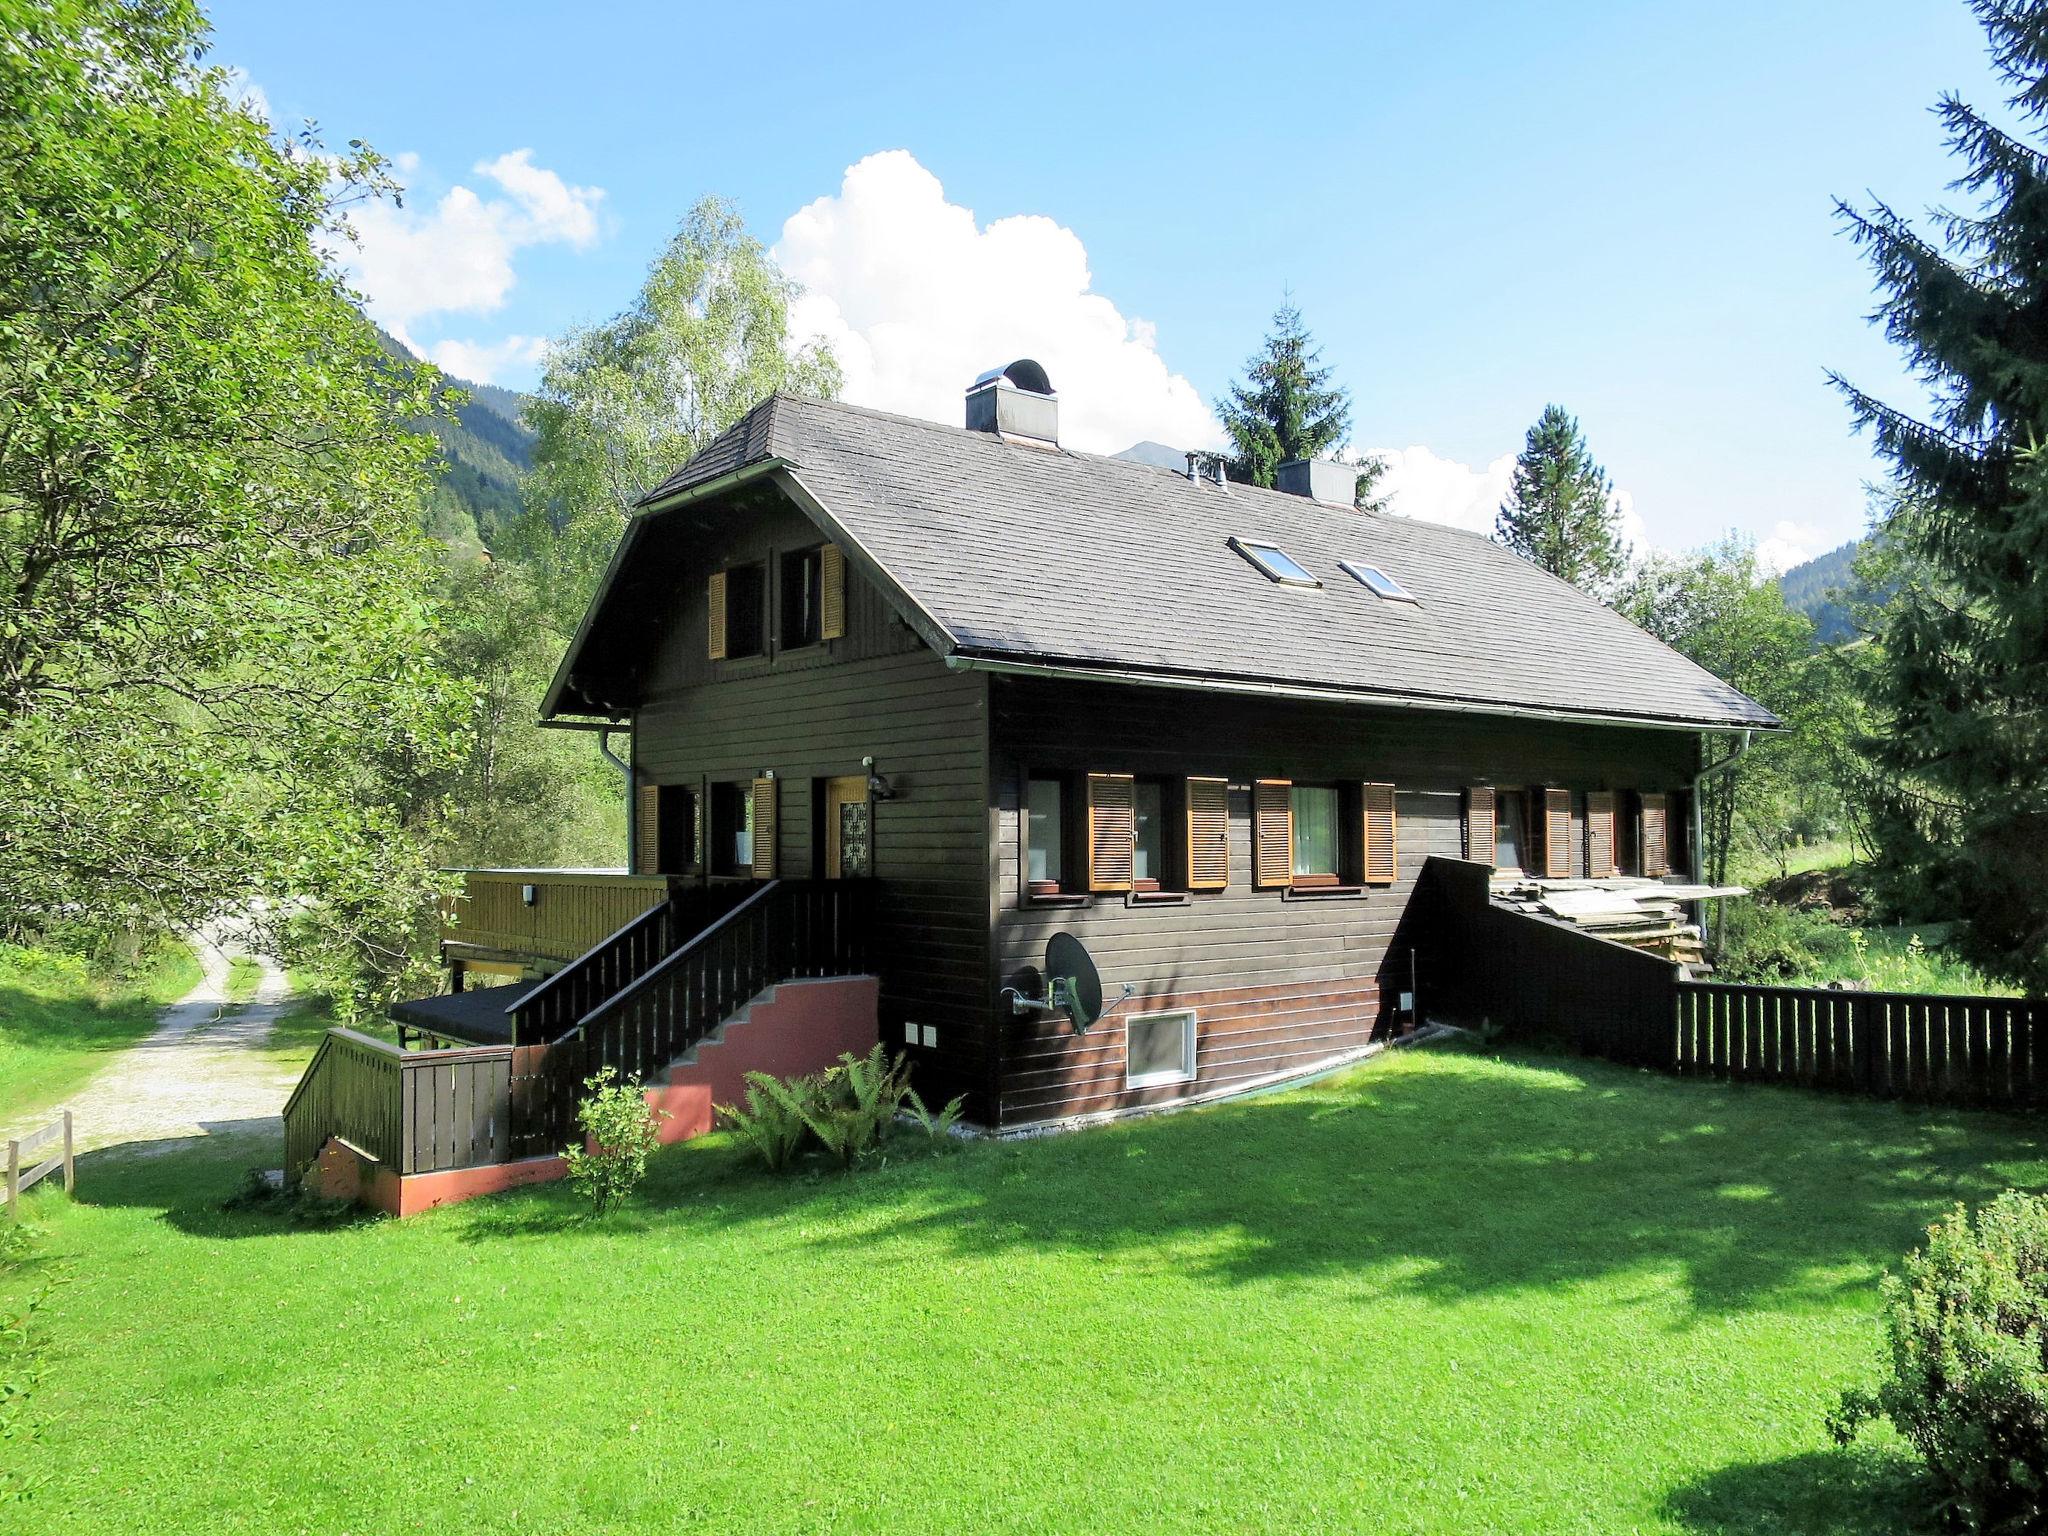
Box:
[989,676,1699,1126]
[631,500,993,1114]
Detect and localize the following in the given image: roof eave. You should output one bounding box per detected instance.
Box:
[941,649,1782,734]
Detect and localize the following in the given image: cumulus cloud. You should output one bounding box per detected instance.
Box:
[426,334,549,385]
[221,66,270,124]
[1361,442,1648,558]
[1754,519,1831,576]
[775,151,1218,455]
[345,149,603,351]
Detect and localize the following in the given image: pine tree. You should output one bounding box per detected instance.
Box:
[1217,301,1362,491]
[1831,0,2048,989]
[1493,405,1629,594]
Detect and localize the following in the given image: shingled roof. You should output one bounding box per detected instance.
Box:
[553,393,1777,731]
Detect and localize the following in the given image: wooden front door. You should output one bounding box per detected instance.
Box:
[823,775,872,879]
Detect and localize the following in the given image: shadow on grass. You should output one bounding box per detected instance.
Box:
[61,1043,2048,1317]
[1662,1445,1932,1534]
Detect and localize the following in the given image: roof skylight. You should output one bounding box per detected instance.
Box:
[1230,538,1319,587]
[1340,560,1420,604]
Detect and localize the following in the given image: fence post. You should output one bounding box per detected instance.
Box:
[62,1110,74,1196]
[5,1137,17,1221]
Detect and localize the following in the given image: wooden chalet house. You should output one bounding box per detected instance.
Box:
[408,358,1768,1134]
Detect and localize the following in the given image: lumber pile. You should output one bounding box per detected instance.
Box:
[1489,876,1747,975]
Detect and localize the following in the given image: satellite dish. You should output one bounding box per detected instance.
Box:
[1046,931,1104,1031]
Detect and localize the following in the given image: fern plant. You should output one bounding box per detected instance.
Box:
[717,1071,816,1172]
[905,1088,967,1144]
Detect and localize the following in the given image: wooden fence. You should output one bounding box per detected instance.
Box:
[5,1112,73,1218]
[285,880,873,1184]
[1417,855,2045,1110]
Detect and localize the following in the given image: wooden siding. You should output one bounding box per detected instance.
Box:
[634,645,991,1114]
[990,676,1695,1126]
[443,871,670,967]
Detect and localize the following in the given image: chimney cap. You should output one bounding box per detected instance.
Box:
[966,358,1055,398]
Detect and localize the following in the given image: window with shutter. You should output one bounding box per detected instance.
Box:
[1585,790,1617,877]
[1185,777,1229,891]
[1543,788,1572,878]
[707,572,728,661]
[1465,787,1496,867]
[1362,782,1397,886]
[750,777,779,879]
[634,783,660,875]
[1253,779,1293,888]
[1087,773,1136,892]
[820,544,846,641]
[1640,792,1670,878]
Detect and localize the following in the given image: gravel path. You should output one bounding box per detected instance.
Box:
[37,930,302,1155]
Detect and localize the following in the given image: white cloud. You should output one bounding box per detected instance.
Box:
[426,334,549,385]
[221,66,270,124]
[1754,519,1831,577]
[776,151,1219,455]
[345,149,604,350]
[1361,442,1649,563]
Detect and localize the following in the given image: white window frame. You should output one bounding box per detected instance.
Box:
[1125,1008,1198,1089]
[1229,537,1321,588]
[1339,560,1420,604]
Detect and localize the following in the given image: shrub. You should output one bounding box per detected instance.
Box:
[718,1072,816,1172]
[560,1067,666,1214]
[1716,898,1842,982]
[1828,1191,2048,1534]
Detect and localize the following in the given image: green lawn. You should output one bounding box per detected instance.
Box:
[0,942,199,1126]
[8,1043,2044,1534]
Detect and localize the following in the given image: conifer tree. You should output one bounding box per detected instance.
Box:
[1832,0,2048,990]
[1218,301,1387,505]
[1493,405,1629,595]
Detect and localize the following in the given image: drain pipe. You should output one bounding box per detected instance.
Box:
[598,728,633,869]
[1692,728,1754,954]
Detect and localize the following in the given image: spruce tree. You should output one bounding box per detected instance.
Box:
[1217,301,1361,490]
[1832,0,2048,989]
[1494,405,1629,594]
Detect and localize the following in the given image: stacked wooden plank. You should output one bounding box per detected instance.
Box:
[1489,875,1747,974]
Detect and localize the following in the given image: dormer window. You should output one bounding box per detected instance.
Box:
[1230,538,1319,587]
[1340,561,1419,604]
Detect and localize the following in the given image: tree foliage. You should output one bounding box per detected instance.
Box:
[1495,404,1630,596]
[1831,0,2048,989]
[1217,301,1387,506]
[515,197,842,636]
[0,0,467,1006]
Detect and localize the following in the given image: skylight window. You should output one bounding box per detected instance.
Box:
[1229,537,1319,587]
[1340,560,1420,604]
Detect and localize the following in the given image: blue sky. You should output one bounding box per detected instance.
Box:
[207,0,1993,564]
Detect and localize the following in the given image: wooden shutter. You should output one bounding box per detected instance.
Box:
[1185,777,1229,891]
[707,571,728,660]
[1640,792,1670,878]
[1464,787,1496,867]
[1585,791,1617,877]
[1542,788,1571,878]
[1253,779,1293,888]
[1361,783,1397,886]
[1086,773,1136,892]
[750,777,778,879]
[634,783,660,875]
[819,544,846,641]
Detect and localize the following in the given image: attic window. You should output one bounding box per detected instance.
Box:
[1340,561,1419,604]
[1230,538,1319,587]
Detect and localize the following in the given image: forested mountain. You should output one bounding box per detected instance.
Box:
[374,326,538,552]
[1777,538,1862,643]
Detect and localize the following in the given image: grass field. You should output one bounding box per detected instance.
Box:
[8,1042,2044,1534]
[0,942,199,1126]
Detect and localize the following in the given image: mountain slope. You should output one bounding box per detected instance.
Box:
[373,326,538,551]
[1777,539,1862,644]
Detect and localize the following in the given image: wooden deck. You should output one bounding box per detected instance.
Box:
[440,869,677,970]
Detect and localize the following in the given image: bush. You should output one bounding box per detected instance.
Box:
[1828,1191,2048,1534]
[1715,897,1847,982]
[560,1067,666,1214]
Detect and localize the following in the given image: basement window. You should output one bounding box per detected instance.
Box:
[1229,538,1320,587]
[1340,560,1420,604]
[1126,1009,1197,1089]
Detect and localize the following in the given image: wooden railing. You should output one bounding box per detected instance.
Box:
[1417,855,2045,1109]
[1676,981,2045,1108]
[287,880,874,1183]
[441,869,672,965]
[5,1112,74,1218]
[508,880,872,1158]
[504,882,755,1044]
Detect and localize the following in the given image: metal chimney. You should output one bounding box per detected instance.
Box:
[964,359,1058,447]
